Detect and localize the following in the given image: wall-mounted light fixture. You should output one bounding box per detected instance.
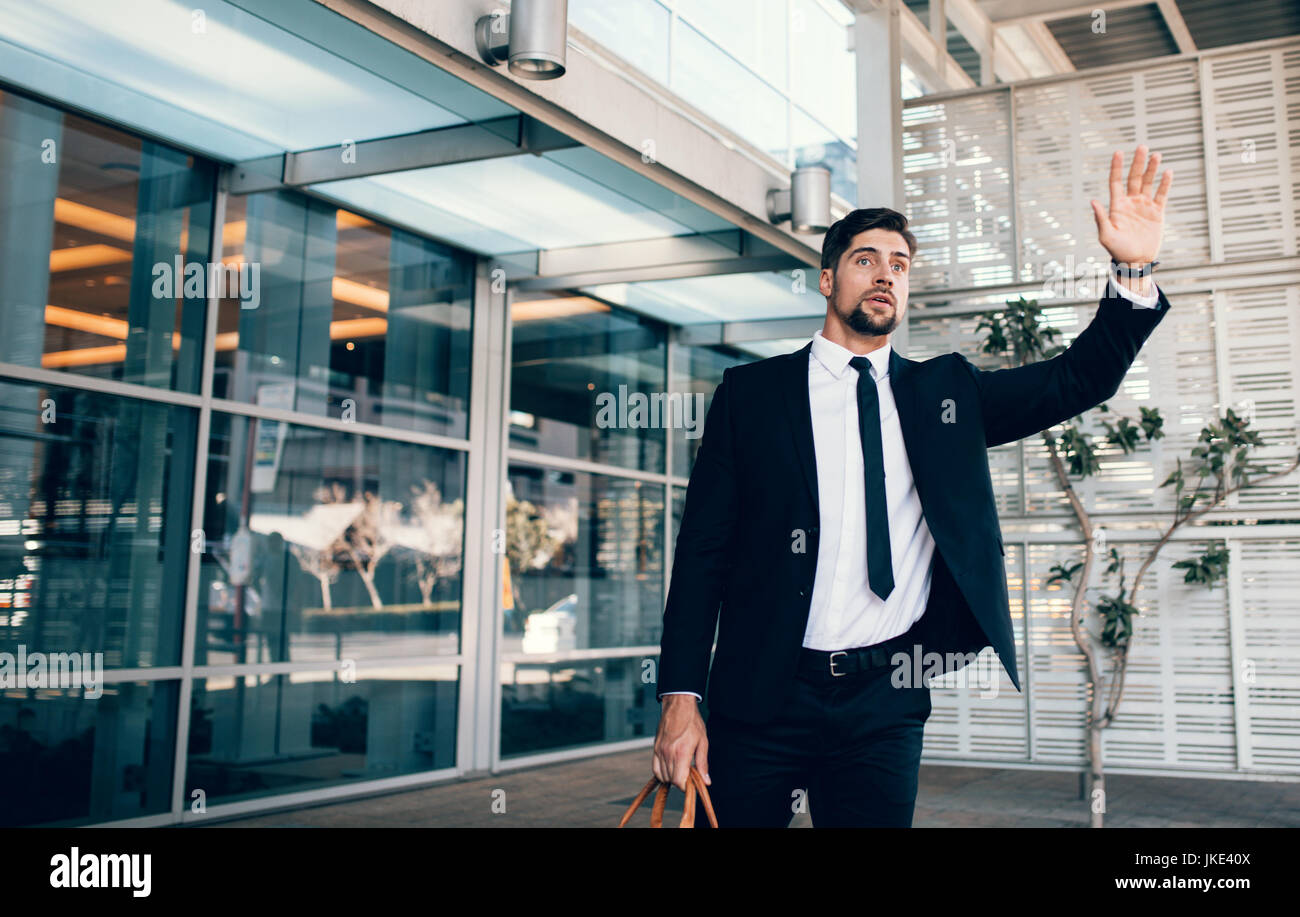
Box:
[475,0,570,80]
[766,165,831,233]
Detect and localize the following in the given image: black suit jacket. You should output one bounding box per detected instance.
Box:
[658,286,1172,725]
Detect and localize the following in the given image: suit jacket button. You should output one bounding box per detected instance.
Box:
[798,588,807,597]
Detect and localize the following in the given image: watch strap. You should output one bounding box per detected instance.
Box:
[1111,257,1159,277]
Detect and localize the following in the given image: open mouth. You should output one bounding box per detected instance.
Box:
[866,295,892,306]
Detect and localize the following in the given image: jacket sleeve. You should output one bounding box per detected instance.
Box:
[657,366,740,700]
[955,286,1171,449]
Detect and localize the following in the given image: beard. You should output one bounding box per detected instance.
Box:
[833,280,900,336]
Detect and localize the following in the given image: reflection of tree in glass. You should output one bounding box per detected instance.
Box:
[505,494,559,615]
[344,491,403,610]
[289,541,342,611]
[287,482,348,611]
[400,481,464,607]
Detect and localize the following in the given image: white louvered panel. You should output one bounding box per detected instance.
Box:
[1016,295,1216,517]
[1081,541,1168,769]
[1137,291,1220,499]
[901,309,960,361]
[922,545,1029,762]
[1239,539,1300,773]
[1202,46,1300,261]
[902,39,1300,780]
[1014,62,1210,287]
[1220,285,1300,509]
[1101,541,1236,770]
[1015,302,1093,516]
[1023,538,1236,771]
[1026,541,1092,764]
[906,310,1025,515]
[902,91,1016,292]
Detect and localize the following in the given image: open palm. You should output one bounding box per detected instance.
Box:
[1090,145,1173,265]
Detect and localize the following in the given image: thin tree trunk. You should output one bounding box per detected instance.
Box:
[1043,430,1108,826]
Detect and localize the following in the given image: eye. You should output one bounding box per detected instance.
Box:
[892,263,904,272]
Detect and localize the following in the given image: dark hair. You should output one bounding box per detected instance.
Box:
[820,207,917,273]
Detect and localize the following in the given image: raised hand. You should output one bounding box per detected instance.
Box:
[1090,144,1173,265]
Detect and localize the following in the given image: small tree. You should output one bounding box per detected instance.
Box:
[977,296,1300,827]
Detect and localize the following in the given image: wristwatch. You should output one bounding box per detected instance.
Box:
[1111,257,1160,278]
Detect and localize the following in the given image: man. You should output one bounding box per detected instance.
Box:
[653,145,1174,828]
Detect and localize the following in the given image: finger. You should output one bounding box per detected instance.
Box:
[1153,168,1173,208]
[1089,198,1107,235]
[652,751,662,783]
[672,755,689,790]
[1108,150,1123,209]
[698,742,711,785]
[1140,150,1161,197]
[1127,144,1148,197]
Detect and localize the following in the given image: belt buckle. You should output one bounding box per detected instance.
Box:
[828,650,848,677]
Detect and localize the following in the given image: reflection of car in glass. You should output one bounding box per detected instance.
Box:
[522,593,577,654]
[208,579,261,618]
[207,579,262,652]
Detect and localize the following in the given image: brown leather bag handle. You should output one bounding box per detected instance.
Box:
[617,765,718,828]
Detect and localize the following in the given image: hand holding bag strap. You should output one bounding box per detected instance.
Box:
[616,766,719,828]
[649,780,670,827]
[690,766,718,828]
[679,770,697,827]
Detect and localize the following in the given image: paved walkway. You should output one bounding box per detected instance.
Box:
[201,749,1299,828]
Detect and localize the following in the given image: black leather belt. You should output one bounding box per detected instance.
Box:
[798,630,919,680]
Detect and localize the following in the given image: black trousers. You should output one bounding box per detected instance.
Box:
[697,642,932,828]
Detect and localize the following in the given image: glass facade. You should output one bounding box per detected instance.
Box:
[0,378,196,670]
[502,465,664,650]
[214,192,474,437]
[499,288,754,758]
[509,295,666,471]
[0,86,474,825]
[194,412,467,667]
[0,681,179,827]
[185,667,457,805]
[0,2,819,824]
[0,94,215,392]
[499,656,659,757]
[670,339,749,475]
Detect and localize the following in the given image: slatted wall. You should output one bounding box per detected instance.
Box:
[902,90,1017,291]
[902,39,1300,778]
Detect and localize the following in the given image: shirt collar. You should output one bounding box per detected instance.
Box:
[810,329,891,381]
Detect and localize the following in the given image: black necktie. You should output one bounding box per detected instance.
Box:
[848,356,894,602]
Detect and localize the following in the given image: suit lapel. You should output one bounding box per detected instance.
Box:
[888,346,928,508]
[783,340,927,516]
[782,341,819,510]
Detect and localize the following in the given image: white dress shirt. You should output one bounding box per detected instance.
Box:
[801,334,931,649]
[661,266,1160,701]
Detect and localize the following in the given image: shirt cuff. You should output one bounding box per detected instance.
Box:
[1108,261,1160,308]
[660,691,702,702]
